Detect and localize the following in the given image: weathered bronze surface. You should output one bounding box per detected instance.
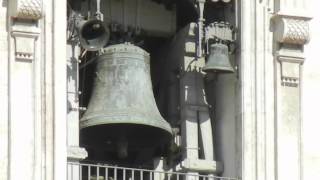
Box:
[77,19,109,51]
[202,43,234,73]
[80,43,172,159]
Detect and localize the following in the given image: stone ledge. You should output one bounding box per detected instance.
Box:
[176,159,223,174]
[67,146,88,161]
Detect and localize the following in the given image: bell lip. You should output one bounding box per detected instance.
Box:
[202,67,235,73]
[80,116,173,135]
[80,123,173,154]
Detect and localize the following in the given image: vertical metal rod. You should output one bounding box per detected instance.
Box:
[123,169,126,180]
[80,165,82,180]
[196,0,205,58]
[109,0,112,20]
[88,166,91,180]
[105,167,108,180]
[149,171,152,180]
[234,0,238,41]
[140,170,143,180]
[176,174,179,180]
[131,169,134,180]
[97,167,100,180]
[97,0,101,13]
[122,0,126,30]
[114,168,117,180]
[135,0,140,32]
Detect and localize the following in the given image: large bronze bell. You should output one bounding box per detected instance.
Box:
[80,43,172,160]
[202,43,234,73]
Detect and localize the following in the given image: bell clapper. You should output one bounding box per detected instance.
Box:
[116,135,128,159]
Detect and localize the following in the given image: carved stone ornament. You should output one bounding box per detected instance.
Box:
[10,0,42,20]
[11,23,40,61]
[276,47,305,87]
[273,16,310,45]
[68,146,88,161]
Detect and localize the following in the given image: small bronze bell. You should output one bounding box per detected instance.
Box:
[202,43,234,73]
[76,19,110,51]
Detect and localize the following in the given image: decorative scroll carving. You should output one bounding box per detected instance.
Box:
[274,16,310,45]
[67,146,88,161]
[273,14,311,87]
[10,0,42,20]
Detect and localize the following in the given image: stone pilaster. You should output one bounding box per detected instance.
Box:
[66,42,87,180]
[7,0,67,180]
[240,1,276,180]
[0,1,9,180]
[8,1,42,180]
[272,0,311,179]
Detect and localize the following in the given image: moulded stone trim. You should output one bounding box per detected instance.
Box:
[11,25,40,61]
[276,49,305,87]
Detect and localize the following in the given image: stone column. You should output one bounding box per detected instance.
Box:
[7,1,43,180]
[272,1,311,179]
[240,1,276,180]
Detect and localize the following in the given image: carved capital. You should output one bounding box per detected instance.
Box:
[273,14,311,88]
[273,15,310,45]
[10,0,42,20]
[11,22,40,61]
[276,47,304,87]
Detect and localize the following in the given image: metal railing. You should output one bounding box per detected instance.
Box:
[67,162,238,180]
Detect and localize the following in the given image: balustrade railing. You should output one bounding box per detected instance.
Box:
[67,162,238,180]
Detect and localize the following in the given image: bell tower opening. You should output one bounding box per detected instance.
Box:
[67,0,240,178]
